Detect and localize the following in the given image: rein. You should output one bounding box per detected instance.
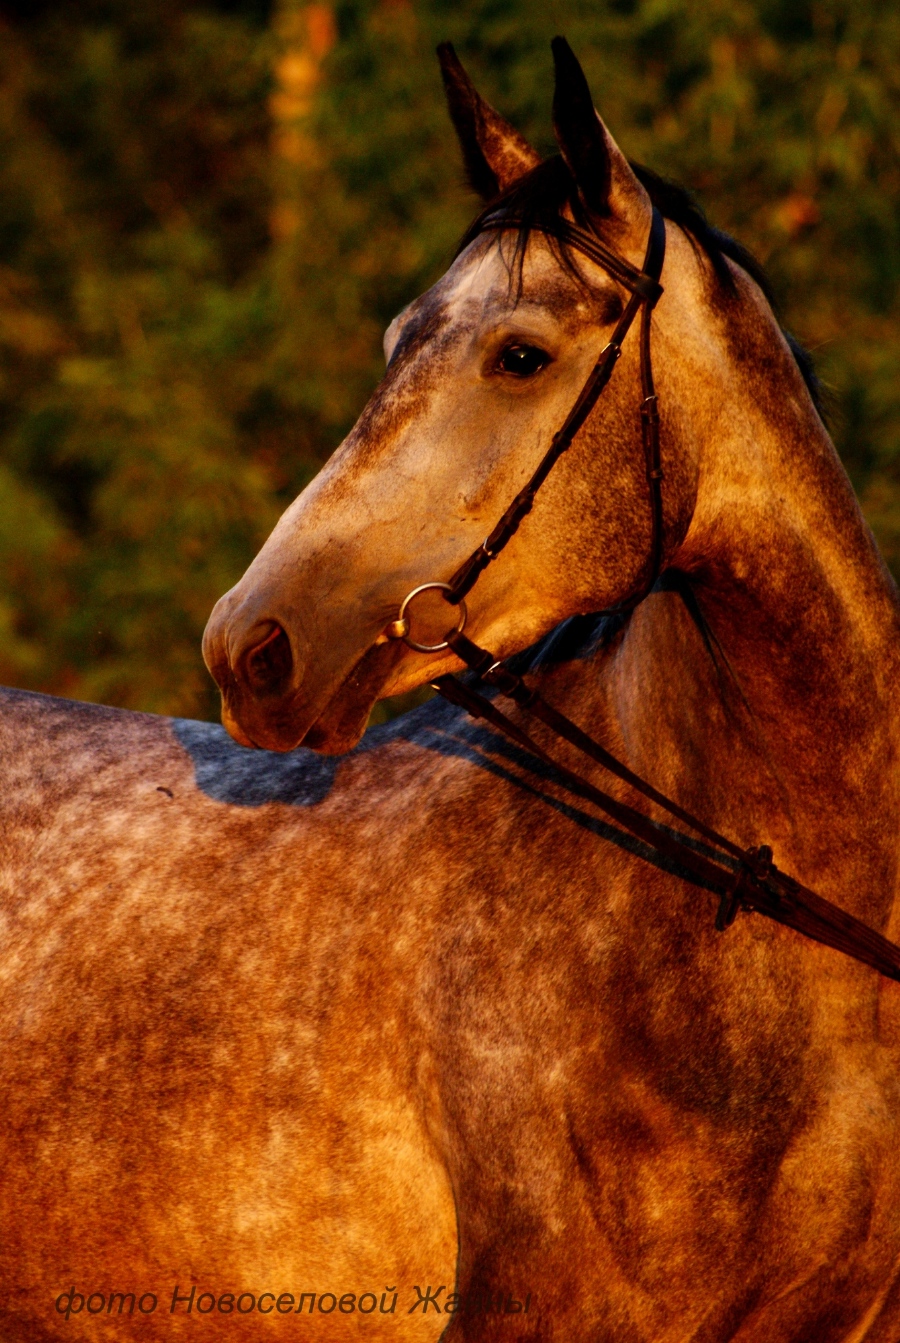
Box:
[385,206,900,984]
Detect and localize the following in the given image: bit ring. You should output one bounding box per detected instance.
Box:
[396,582,467,653]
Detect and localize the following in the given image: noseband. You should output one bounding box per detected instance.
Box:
[383,207,900,984]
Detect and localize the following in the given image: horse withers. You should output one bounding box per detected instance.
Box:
[4,38,900,1342]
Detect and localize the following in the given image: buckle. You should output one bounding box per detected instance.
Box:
[715,844,773,932]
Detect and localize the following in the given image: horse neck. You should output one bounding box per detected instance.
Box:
[546,382,900,925]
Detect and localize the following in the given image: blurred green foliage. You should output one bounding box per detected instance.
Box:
[0,0,899,721]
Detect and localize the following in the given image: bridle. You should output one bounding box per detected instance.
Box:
[383,205,900,983]
[385,205,666,651]
[451,206,667,610]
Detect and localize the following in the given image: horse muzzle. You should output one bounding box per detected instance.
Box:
[202,588,408,753]
[202,591,312,751]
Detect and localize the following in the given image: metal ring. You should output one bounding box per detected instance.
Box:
[397,582,467,654]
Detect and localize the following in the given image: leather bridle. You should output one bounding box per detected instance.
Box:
[384,205,900,983]
[450,206,667,608]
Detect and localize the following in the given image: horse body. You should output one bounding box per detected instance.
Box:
[4,37,900,1342]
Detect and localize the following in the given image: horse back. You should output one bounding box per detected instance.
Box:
[0,687,457,1340]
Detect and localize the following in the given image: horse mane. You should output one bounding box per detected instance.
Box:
[456,154,823,417]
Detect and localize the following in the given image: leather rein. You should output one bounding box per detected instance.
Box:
[384,205,900,984]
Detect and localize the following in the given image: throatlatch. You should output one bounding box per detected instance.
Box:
[383,205,900,985]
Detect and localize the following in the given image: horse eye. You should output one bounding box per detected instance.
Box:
[498,344,550,377]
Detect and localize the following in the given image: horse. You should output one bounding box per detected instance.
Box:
[3,34,900,1342]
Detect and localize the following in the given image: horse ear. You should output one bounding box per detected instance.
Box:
[551,37,611,214]
[551,36,646,226]
[437,43,541,201]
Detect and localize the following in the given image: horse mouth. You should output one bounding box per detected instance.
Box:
[301,643,398,753]
[217,638,403,754]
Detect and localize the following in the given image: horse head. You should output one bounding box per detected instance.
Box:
[202,40,761,753]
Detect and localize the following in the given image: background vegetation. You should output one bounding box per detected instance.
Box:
[0,0,898,722]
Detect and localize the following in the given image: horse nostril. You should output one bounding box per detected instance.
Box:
[242,623,294,696]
